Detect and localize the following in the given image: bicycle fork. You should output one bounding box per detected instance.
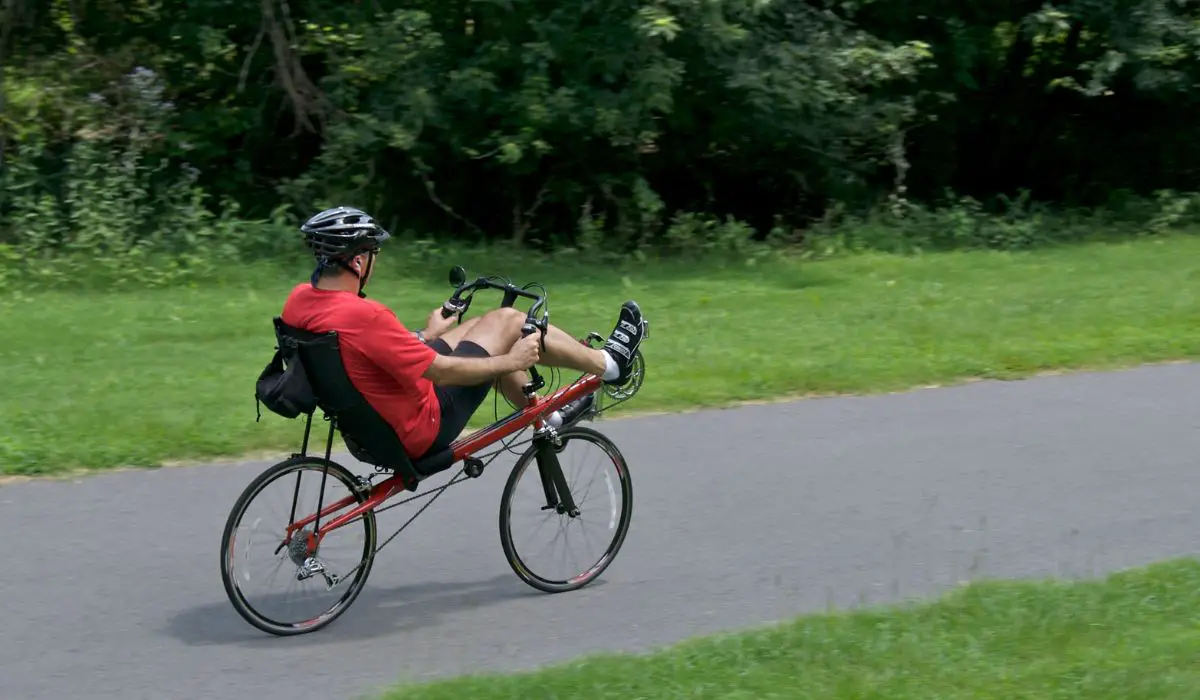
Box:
[534,433,579,517]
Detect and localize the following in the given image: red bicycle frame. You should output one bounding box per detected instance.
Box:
[283,372,603,543]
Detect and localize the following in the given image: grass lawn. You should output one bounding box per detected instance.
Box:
[372,557,1200,699]
[4,234,1200,475]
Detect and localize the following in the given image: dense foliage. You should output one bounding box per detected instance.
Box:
[2,0,1200,274]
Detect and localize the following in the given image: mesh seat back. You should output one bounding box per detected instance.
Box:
[273,317,425,485]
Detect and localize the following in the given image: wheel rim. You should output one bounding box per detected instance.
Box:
[503,431,631,587]
[223,461,375,631]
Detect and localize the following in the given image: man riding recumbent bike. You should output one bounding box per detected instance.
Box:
[219,206,649,636]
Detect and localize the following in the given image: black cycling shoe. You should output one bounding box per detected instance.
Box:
[602,300,647,385]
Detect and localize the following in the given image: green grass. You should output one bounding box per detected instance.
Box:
[4,233,1200,475]
[372,558,1200,699]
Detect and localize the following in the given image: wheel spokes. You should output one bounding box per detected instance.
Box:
[503,431,630,588]
[224,462,374,632]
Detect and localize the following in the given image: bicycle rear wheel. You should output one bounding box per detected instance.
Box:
[498,426,633,593]
[219,456,377,635]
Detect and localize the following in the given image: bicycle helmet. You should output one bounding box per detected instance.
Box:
[301,206,390,297]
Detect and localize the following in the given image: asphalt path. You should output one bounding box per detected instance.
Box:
[5,363,1200,700]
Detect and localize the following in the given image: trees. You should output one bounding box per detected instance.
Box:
[2,0,1198,258]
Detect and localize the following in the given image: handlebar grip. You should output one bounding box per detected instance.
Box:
[520,322,543,385]
[441,299,463,319]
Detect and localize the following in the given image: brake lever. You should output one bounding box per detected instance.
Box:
[441,296,469,319]
[536,311,549,350]
[520,319,544,343]
[520,319,548,394]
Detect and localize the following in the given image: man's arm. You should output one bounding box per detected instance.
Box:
[361,304,535,387]
[360,306,444,382]
[422,353,519,386]
[424,332,540,386]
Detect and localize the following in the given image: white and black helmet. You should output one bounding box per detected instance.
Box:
[301,206,390,296]
[300,206,390,261]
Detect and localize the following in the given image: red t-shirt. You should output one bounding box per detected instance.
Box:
[280,283,442,457]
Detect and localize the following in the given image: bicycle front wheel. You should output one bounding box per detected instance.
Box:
[219,456,377,636]
[498,426,633,593]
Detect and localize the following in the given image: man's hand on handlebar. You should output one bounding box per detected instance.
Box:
[423,305,459,341]
[440,297,468,319]
[506,333,541,372]
[436,268,551,390]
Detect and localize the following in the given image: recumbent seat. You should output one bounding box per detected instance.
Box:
[272,317,456,485]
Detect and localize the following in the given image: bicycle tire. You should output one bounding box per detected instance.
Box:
[219,456,377,636]
[498,426,633,593]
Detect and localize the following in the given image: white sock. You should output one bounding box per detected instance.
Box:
[601,350,620,381]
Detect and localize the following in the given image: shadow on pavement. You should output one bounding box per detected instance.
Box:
[161,573,577,648]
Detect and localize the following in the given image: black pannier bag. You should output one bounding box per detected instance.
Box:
[254,318,318,420]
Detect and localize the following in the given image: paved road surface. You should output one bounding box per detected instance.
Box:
[5,363,1200,700]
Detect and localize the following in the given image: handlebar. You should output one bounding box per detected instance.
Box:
[442,275,547,328]
[440,268,550,394]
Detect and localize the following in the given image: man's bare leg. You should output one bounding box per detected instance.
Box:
[496,371,531,407]
[425,315,528,405]
[494,326,604,407]
[430,316,481,350]
[451,302,647,406]
[451,308,610,403]
[538,324,608,375]
[459,308,608,374]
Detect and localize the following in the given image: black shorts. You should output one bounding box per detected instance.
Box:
[421,337,493,457]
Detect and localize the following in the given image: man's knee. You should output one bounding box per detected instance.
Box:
[462,306,525,354]
[484,306,525,327]
[479,307,525,338]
